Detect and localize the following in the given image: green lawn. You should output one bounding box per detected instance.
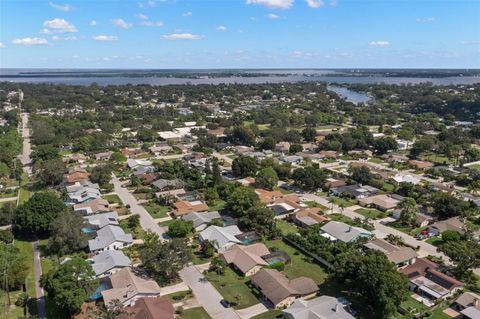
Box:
[368,157,384,164]
[143,202,170,218]
[159,219,176,227]
[328,213,355,224]
[304,200,328,210]
[41,258,55,275]
[382,182,396,192]
[421,153,453,165]
[264,239,328,284]
[0,200,16,208]
[205,267,259,309]
[18,187,30,205]
[104,194,122,205]
[387,221,427,237]
[328,196,356,207]
[426,237,444,247]
[251,310,283,319]
[180,307,211,319]
[162,290,193,302]
[14,240,36,296]
[355,208,388,220]
[276,220,299,236]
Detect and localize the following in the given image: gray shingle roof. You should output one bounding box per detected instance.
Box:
[283,296,355,319]
[88,225,133,251]
[91,250,132,276]
[320,221,372,243]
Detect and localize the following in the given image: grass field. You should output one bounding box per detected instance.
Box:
[104,194,122,205]
[180,307,211,319]
[328,196,357,207]
[426,237,444,247]
[276,220,299,236]
[264,239,328,284]
[205,267,259,309]
[355,208,388,219]
[143,202,170,218]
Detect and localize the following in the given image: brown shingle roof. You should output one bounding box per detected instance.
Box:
[400,258,463,290]
[221,243,270,274]
[117,297,175,319]
[251,269,318,306]
[173,200,209,216]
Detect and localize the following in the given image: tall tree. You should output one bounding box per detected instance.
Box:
[398,197,417,227]
[139,233,192,285]
[232,156,258,178]
[256,167,279,190]
[15,191,66,234]
[40,256,95,315]
[46,212,88,256]
[224,185,260,217]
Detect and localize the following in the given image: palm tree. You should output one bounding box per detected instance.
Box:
[327,197,335,214]
[338,202,346,215]
[15,292,29,316]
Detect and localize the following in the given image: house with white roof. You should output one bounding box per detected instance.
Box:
[198,225,243,252]
[320,221,373,243]
[88,225,133,253]
[283,295,355,319]
[91,250,132,278]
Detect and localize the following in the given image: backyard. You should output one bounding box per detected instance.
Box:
[143,202,170,218]
[205,267,259,309]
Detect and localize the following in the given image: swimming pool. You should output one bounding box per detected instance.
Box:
[81,227,96,233]
[89,280,112,301]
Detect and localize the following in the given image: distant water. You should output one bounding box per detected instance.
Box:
[0,69,479,86]
[328,85,371,104]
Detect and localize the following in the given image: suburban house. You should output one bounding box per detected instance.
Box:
[391,173,421,185]
[74,198,110,215]
[198,225,243,252]
[428,216,467,236]
[137,172,159,185]
[101,268,161,307]
[320,221,373,243]
[127,158,153,169]
[88,225,133,253]
[116,296,175,319]
[132,165,155,177]
[330,184,380,199]
[324,178,347,189]
[152,178,184,191]
[364,238,417,267]
[400,258,464,304]
[67,186,102,204]
[358,194,403,212]
[220,243,270,276]
[292,207,329,227]
[454,292,480,319]
[64,153,87,164]
[283,295,356,319]
[181,211,221,231]
[251,269,318,309]
[94,151,113,161]
[64,168,90,185]
[91,250,132,278]
[84,212,120,230]
[237,177,256,186]
[149,144,173,156]
[173,200,209,217]
[409,160,434,169]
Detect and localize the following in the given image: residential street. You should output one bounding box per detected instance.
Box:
[111,174,168,240]
[179,265,241,319]
[32,241,46,318]
[20,112,32,176]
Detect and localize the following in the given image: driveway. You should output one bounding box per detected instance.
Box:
[180,265,240,319]
[236,303,268,319]
[111,174,168,240]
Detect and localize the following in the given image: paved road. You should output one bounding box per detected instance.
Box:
[179,265,241,319]
[32,241,46,318]
[0,197,17,203]
[301,193,448,260]
[20,113,32,176]
[111,174,168,240]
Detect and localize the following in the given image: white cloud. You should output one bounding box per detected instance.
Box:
[330,0,337,6]
[306,0,324,8]
[461,40,480,45]
[136,13,148,20]
[246,0,294,9]
[43,18,77,33]
[40,28,52,34]
[138,0,156,8]
[140,21,164,27]
[112,18,133,29]
[90,20,97,26]
[93,35,118,41]
[368,41,390,47]
[216,25,227,31]
[12,37,49,46]
[182,11,193,17]
[416,17,435,23]
[48,2,72,12]
[162,33,204,40]
[52,35,77,41]
[0,42,5,48]
[52,35,60,41]
[267,13,281,19]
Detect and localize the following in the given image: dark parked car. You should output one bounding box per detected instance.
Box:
[220,299,232,308]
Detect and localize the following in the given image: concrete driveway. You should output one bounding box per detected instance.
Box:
[180,265,241,319]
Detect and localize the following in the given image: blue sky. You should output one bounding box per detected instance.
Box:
[0,0,479,68]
